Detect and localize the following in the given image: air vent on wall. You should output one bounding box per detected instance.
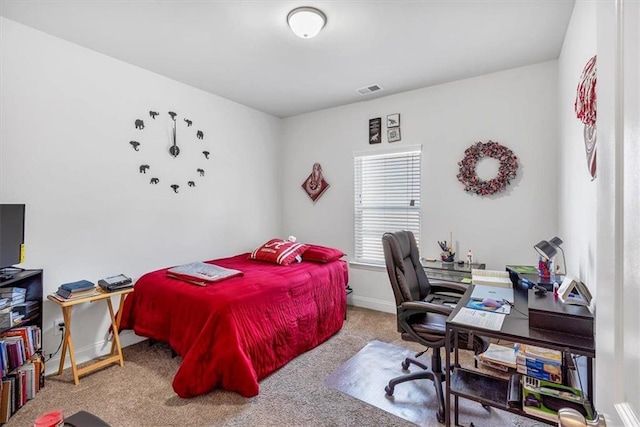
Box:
[356,84,383,96]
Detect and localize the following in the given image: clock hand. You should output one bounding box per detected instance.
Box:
[169,115,180,157]
[173,120,177,151]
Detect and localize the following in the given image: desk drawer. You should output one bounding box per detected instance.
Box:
[528,290,594,337]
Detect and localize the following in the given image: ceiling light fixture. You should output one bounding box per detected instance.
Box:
[287,7,326,39]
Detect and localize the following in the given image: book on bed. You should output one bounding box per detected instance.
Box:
[167,262,243,285]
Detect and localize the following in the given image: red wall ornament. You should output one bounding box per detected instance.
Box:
[302,163,330,202]
[574,55,597,180]
[457,141,519,196]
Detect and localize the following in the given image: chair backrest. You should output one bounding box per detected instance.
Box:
[382,230,431,306]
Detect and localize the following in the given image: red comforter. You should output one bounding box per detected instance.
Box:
[119,254,348,398]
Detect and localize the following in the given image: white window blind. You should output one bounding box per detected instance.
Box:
[354,148,421,265]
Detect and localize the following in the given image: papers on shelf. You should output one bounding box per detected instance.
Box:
[450,307,506,331]
[472,269,513,288]
[477,343,517,369]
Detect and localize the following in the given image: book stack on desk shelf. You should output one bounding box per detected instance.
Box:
[54,280,97,301]
[515,344,563,384]
[476,343,517,372]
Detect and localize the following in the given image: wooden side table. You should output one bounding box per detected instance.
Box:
[47,287,133,385]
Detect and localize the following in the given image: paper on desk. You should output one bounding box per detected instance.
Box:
[450,307,506,331]
[466,299,511,314]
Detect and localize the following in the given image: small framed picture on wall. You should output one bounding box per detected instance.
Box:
[388,127,401,143]
[369,118,382,144]
[387,113,400,128]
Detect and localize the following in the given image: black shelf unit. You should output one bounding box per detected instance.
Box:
[0,269,44,424]
[0,269,43,332]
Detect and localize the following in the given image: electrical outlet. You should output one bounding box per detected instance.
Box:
[53,319,65,336]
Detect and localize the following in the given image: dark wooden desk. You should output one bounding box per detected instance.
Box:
[444,282,595,426]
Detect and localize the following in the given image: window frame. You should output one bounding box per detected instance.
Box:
[353,145,422,266]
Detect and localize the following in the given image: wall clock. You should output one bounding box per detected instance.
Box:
[129,110,211,193]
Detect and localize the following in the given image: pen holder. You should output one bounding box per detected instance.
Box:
[441,251,455,263]
[538,257,551,280]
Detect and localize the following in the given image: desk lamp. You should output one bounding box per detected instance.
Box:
[548,236,567,276]
[534,236,567,275]
[534,240,557,259]
[534,237,567,277]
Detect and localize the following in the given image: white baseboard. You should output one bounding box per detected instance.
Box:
[44,329,147,375]
[348,295,395,314]
[615,402,640,426]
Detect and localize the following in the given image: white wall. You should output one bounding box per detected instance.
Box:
[560,1,640,423]
[557,0,597,297]
[282,62,559,312]
[0,18,282,371]
[557,1,611,420]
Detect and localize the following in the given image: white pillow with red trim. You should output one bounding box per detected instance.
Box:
[250,239,309,265]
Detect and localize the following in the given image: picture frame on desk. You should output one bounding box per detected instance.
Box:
[557,276,592,306]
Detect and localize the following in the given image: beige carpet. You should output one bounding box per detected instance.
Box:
[325,340,546,427]
[5,306,546,426]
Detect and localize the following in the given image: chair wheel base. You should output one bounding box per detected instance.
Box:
[384,385,394,396]
[401,360,410,370]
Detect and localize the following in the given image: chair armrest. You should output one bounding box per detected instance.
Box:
[429,280,468,294]
[400,300,452,317]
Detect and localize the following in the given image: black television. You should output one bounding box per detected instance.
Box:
[0,204,25,272]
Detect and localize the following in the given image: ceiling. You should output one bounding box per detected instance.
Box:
[0,1,575,118]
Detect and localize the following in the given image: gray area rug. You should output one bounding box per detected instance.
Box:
[325,340,546,427]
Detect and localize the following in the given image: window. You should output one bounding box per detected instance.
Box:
[354,147,421,265]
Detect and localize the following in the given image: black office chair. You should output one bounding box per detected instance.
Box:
[382,230,489,423]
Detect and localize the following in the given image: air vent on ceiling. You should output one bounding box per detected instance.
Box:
[356,84,383,96]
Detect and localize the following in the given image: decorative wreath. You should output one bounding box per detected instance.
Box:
[457,141,519,196]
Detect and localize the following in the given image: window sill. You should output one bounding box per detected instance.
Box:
[348,261,385,272]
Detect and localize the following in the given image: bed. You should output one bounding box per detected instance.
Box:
[119,250,348,398]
